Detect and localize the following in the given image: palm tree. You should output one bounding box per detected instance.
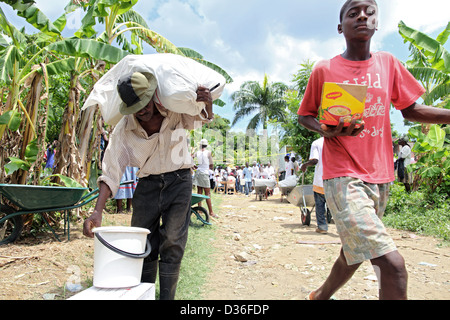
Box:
[280,60,319,161]
[231,74,288,131]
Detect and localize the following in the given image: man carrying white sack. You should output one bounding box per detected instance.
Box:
[83,71,215,300]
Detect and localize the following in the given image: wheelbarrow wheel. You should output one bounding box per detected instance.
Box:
[190,206,210,227]
[301,208,311,226]
[0,204,23,245]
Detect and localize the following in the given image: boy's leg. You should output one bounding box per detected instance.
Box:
[316,177,399,299]
[312,248,361,300]
[371,251,408,300]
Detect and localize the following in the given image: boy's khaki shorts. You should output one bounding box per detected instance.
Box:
[324,177,397,265]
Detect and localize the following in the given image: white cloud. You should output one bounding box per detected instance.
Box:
[377,0,450,38]
[264,33,346,83]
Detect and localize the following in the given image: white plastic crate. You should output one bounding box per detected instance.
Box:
[68,283,155,300]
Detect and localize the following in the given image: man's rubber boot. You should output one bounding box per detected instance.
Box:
[141,259,158,283]
[159,262,180,300]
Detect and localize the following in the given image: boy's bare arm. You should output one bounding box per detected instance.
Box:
[401,103,450,124]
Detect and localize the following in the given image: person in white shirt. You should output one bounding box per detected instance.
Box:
[251,162,259,179]
[236,165,243,193]
[193,139,217,218]
[301,137,328,233]
[266,162,275,180]
[397,136,412,192]
[285,155,293,179]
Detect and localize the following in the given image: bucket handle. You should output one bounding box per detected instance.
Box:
[94,233,151,259]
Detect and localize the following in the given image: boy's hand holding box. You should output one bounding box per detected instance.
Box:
[319,82,367,128]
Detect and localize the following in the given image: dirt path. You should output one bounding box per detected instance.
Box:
[203,191,450,300]
[0,191,448,300]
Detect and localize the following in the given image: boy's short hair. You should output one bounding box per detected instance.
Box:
[339,0,378,22]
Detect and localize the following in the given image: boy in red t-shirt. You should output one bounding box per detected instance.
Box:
[298,0,450,300]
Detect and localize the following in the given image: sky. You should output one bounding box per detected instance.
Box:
[1,0,450,134]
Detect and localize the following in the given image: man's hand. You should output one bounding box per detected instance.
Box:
[196,86,213,106]
[83,210,102,238]
[321,118,365,138]
[197,86,214,119]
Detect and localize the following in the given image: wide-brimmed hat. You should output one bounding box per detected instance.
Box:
[200,138,208,146]
[117,72,158,115]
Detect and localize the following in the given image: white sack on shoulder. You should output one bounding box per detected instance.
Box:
[82,53,226,126]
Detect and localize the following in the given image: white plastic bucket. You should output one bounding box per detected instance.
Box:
[93,226,151,288]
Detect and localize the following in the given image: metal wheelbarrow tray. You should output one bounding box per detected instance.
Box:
[0,181,133,245]
[0,184,89,210]
[279,186,295,202]
[253,179,276,201]
[286,180,315,226]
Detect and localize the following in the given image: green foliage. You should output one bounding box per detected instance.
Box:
[407,124,450,197]
[279,60,320,160]
[398,20,450,105]
[281,89,320,161]
[384,184,450,242]
[4,137,38,174]
[0,109,21,130]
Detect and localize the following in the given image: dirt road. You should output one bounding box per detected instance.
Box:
[0,190,448,300]
[203,191,450,300]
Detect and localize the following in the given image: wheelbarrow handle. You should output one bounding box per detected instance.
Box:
[301,173,307,208]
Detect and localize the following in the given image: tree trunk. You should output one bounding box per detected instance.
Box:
[12,68,43,185]
[53,73,84,185]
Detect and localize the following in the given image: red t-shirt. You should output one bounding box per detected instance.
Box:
[298,52,425,184]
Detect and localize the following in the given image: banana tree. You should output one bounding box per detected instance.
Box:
[399,21,450,104]
[64,0,232,185]
[0,1,64,184]
[407,124,450,196]
[53,0,185,186]
[399,21,450,193]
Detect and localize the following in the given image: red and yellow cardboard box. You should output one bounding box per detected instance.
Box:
[319,82,367,127]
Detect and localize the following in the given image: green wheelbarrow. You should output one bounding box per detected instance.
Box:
[0,181,133,245]
[190,193,212,227]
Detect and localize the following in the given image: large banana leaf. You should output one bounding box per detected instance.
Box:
[46,38,129,63]
[1,0,61,37]
[0,45,20,83]
[399,20,450,73]
[436,21,450,45]
[96,0,138,16]
[37,57,76,76]
[72,0,138,39]
[0,6,27,47]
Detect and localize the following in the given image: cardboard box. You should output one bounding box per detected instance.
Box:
[68,283,155,300]
[319,82,367,127]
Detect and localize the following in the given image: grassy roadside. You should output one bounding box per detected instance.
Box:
[382,183,450,244]
[171,191,222,300]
